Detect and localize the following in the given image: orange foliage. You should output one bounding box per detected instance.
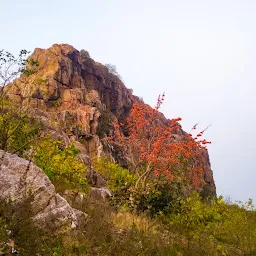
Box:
[107,94,211,189]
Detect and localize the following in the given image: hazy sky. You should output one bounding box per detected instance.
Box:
[1,0,255,202]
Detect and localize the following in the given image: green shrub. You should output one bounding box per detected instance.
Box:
[8,116,42,155]
[170,192,226,249]
[215,200,256,255]
[33,138,88,192]
[67,198,180,256]
[94,157,136,192]
[169,192,256,255]
[128,177,182,217]
[94,158,182,216]
[0,98,42,155]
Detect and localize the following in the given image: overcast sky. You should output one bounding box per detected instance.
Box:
[1,0,255,202]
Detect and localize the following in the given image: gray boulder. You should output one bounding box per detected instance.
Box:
[0,150,86,232]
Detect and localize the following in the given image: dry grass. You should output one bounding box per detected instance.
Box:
[111,210,160,234]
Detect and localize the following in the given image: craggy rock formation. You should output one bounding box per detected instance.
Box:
[0,150,85,231]
[7,44,139,162]
[6,43,216,195]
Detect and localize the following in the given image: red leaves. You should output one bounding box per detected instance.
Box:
[173,117,182,122]
[108,94,211,188]
[201,140,211,145]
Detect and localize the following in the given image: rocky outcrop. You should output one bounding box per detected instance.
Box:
[89,187,112,201]
[86,169,106,188]
[62,187,111,206]
[6,43,216,195]
[7,44,139,161]
[0,150,86,232]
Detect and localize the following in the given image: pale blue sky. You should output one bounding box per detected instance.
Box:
[1,0,255,202]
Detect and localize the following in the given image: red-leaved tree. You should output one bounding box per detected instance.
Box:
[105,94,211,189]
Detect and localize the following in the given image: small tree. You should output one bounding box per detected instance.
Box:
[0,49,28,87]
[105,63,122,79]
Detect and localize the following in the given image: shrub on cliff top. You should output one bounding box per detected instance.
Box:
[105,63,122,79]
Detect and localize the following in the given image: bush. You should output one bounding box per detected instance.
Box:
[33,138,88,192]
[80,49,90,59]
[105,63,122,79]
[94,157,136,192]
[215,200,256,255]
[128,177,182,217]
[0,97,42,155]
[169,192,256,255]
[8,116,42,155]
[63,198,181,256]
[94,158,182,216]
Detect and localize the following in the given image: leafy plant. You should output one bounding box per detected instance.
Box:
[169,192,256,255]
[94,157,136,192]
[129,176,182,216]
[33,138,88,192]
[0,98,42,154]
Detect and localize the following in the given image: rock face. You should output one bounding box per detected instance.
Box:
[0,150,85,231]
[89,187,112,201]
[8,44,139,161]
[6,43,216,195]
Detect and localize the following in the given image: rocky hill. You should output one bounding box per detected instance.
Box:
[6,43,216,195]
[2,44,256,256]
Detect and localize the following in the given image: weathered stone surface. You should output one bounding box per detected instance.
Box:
[89,187,112,201]
[61,187,112,206]
[86,170,106,188]
[0,150,85,231]
[61,190,86,207]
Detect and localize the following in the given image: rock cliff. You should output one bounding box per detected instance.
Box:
[6,44,216,195]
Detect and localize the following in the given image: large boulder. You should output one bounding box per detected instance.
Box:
[0,150,86,232]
